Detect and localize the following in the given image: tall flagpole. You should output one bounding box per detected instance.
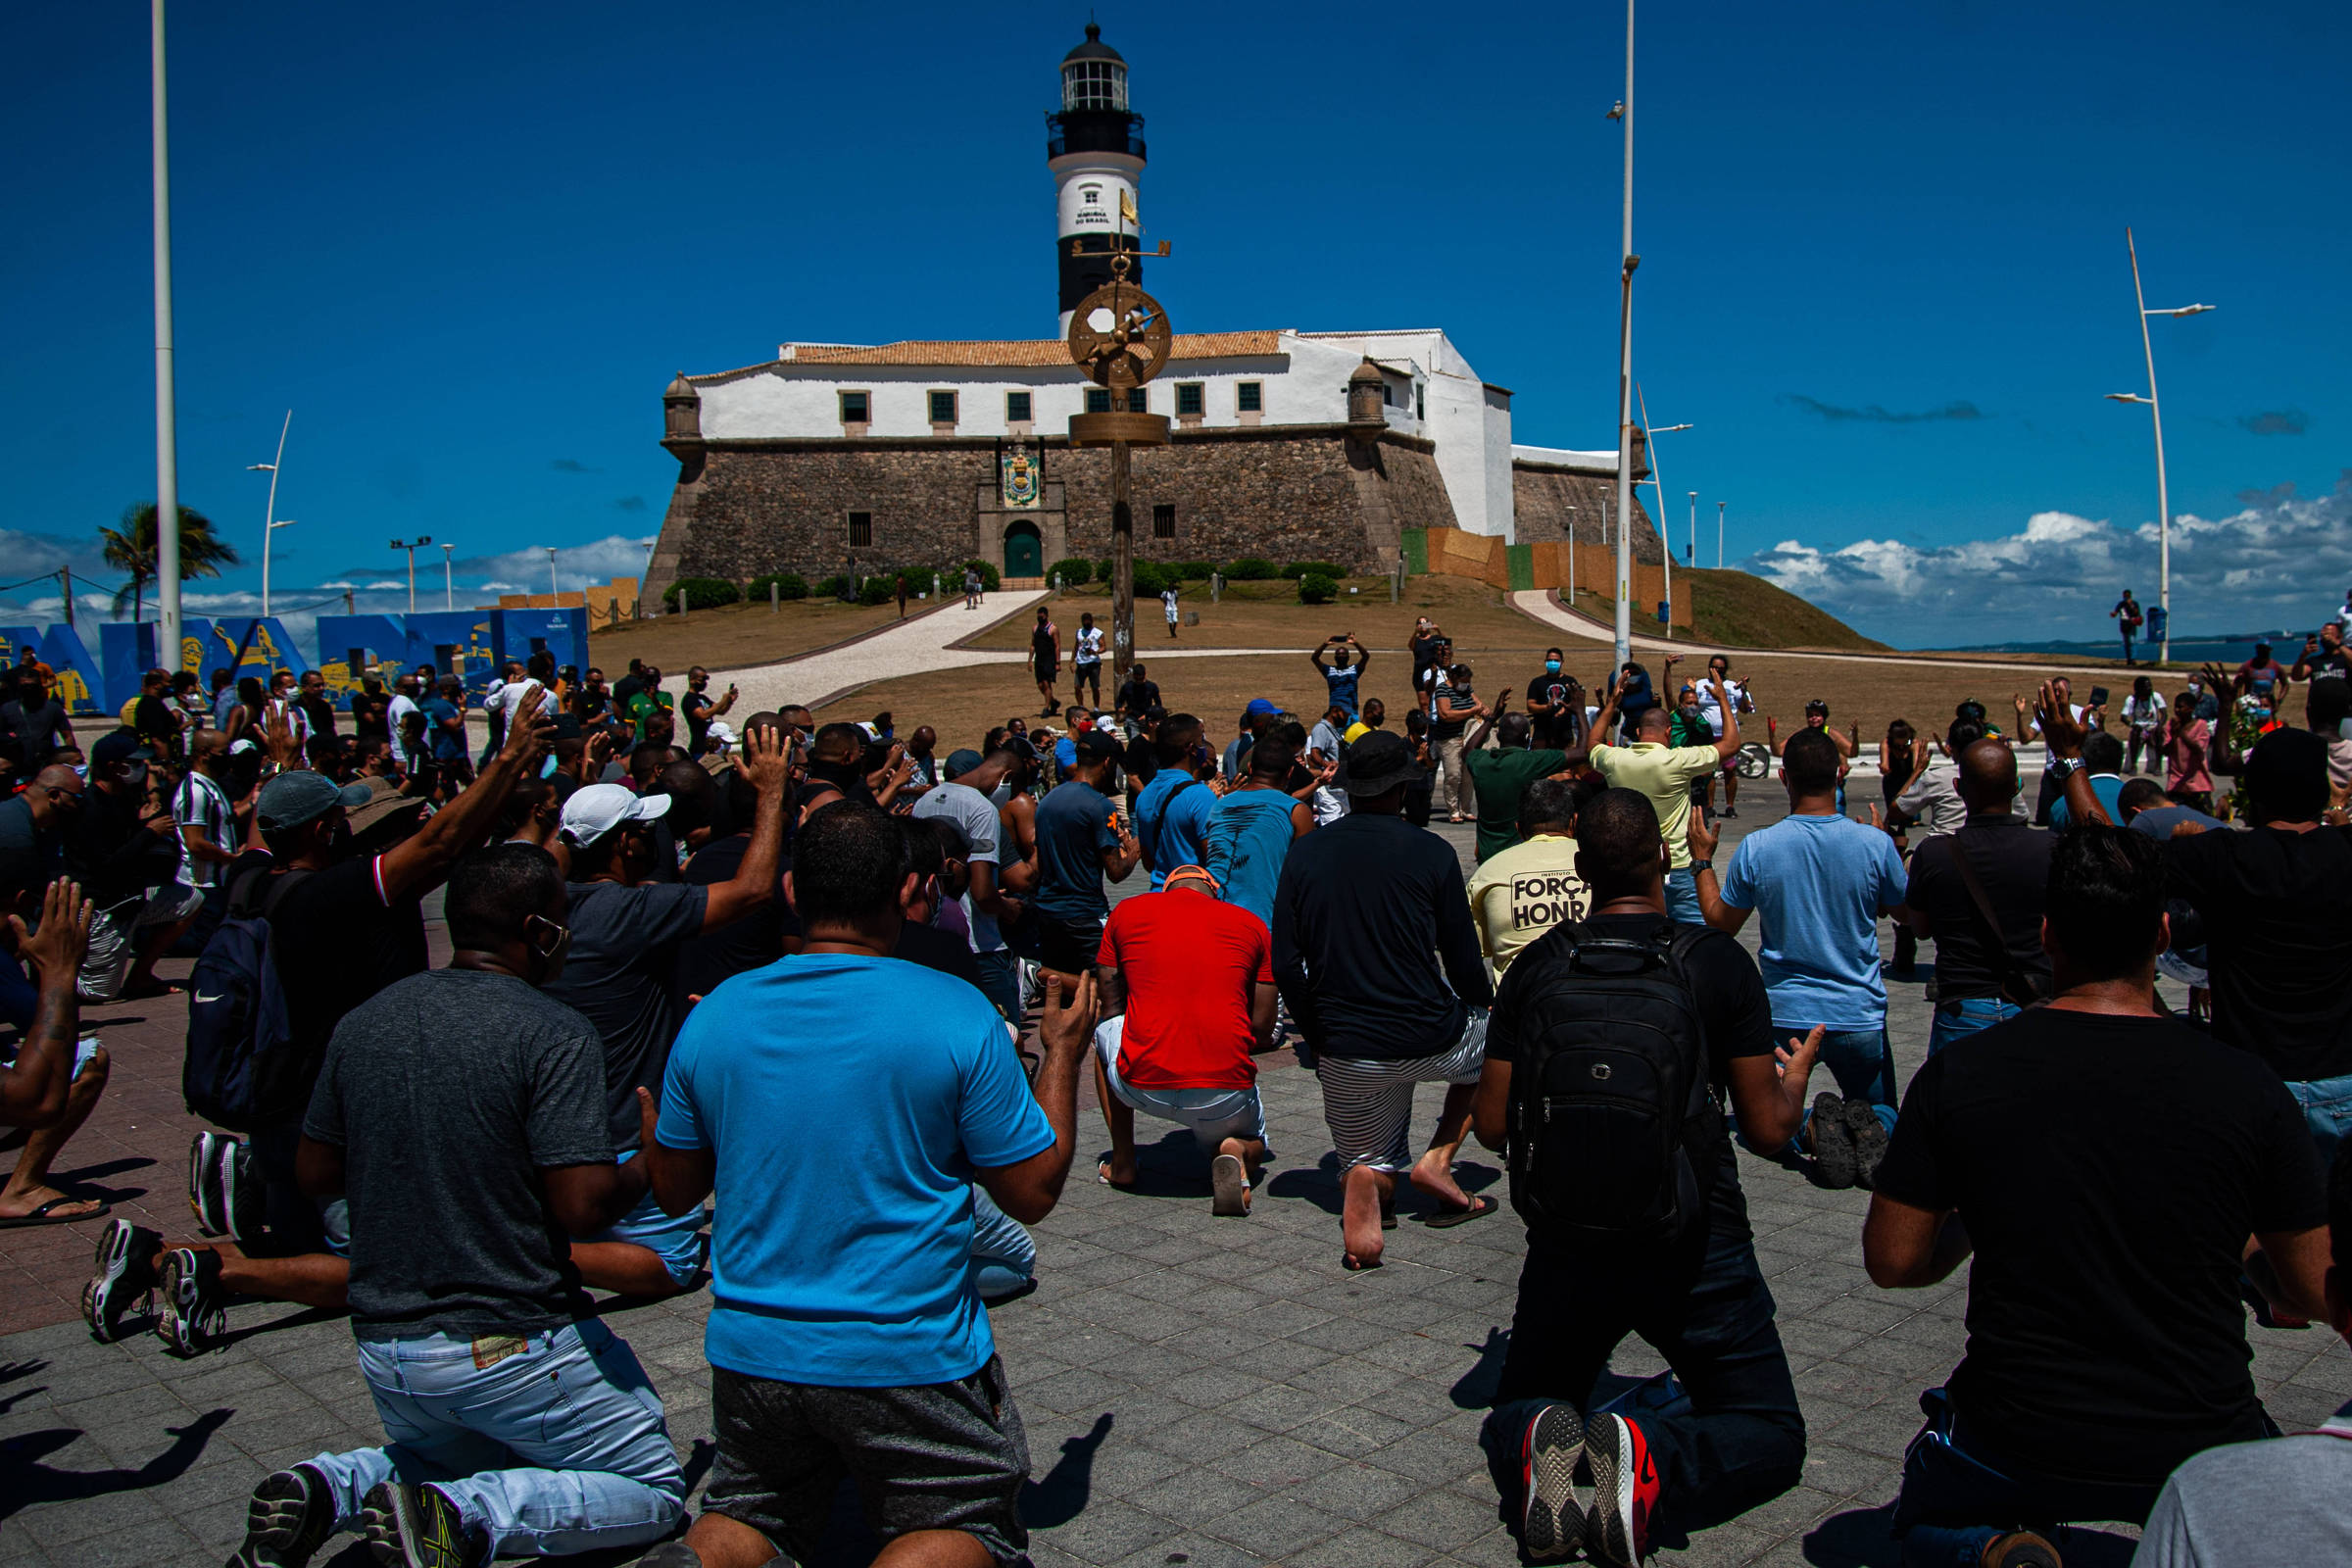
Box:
[153,0,182,657]
[1612,0,1637,671]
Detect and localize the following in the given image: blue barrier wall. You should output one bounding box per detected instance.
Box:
[7,608,587,715]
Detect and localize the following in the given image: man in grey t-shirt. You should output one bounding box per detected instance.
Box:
[911,742,1033,1022]
[224,844,685,1568]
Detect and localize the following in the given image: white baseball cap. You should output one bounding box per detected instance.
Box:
[706,719,738,751]
[559,783,671,847]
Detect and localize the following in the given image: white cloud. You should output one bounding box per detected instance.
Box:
[1742,469,2352,648]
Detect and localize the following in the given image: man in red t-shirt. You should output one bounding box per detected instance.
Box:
[1092,864,1278,1215]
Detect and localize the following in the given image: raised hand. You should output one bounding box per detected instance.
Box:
[2034,681,2088,760]
[739,721,793,793]
[11,878,93,987]
[1686,809,1720,864]
[1040,970,1100,1062]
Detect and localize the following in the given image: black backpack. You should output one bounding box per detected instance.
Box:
[181,865,311,1131]
[1503,921,1721,1242]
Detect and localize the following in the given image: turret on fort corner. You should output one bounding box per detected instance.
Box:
[1050,24,1147,337]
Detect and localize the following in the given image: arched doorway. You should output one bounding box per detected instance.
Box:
[1004,520,1043,578]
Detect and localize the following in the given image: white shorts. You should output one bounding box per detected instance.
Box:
[1093,1016,1269,1152]
[1314,1012,1488,1174]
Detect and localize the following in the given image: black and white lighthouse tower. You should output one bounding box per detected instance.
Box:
[1048,24,1146,336]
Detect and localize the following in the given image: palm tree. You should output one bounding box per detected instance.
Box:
[100,502,241,620]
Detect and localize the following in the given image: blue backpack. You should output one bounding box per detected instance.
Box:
[181,868,309,1131]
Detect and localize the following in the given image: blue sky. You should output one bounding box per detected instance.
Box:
[2,0,2345,648]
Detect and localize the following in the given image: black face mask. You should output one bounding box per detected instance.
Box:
[808,759,862,790]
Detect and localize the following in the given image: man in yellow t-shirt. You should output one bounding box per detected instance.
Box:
[1587,669,1742,922]
[1341,697,1387,746]
[1466,777,1592,975]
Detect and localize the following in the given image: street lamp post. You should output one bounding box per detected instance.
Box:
[1635,390,1690,635]
[1717,501,1726,568]
[1688,491,1697,567]
[2104,227,2213,667]
[152,0,181,655]
[1609,0,1638,671]
[389,536,432,614]
[246,410,291,616]
[440,543,455,612]
[540,547,560,600]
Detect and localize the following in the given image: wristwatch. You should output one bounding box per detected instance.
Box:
[2048,757,2084,782]
[1690,858,1714,873]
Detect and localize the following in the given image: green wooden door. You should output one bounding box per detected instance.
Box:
[1004,523,1043,578]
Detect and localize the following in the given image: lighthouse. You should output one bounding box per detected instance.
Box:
[1048,24,1146,336]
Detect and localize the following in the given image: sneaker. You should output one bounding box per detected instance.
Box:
[360,1481,481,1568]
[82,1218,162,1343]
[1845,1100,1890,1192]
[1808,1092,1856,1190]
[1518,1402,1588,1562]
[1982,1531,2063,1568]
[1584,1412,1658,1566]
[220,1137,262,1244]
[1210,1154,1250,1218]
[1719,806,1738,818]
[189,1130,226,1235]
[226,1463,335,1568]
[155,1247,227,1356]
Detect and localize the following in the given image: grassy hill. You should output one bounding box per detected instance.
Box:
[1680,567,1887,652]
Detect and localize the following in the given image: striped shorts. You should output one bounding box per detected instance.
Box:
[1314,1012,1489,1175]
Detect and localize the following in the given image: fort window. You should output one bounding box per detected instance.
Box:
[1005,391,1033,423]
[1175,382,1203,416]
[839,390,870,425]
[847,512,873,547]
[1236,381,1262,413]
[1152,504,1176,539]
[1087,389,1113,414]
[928,390,958,426]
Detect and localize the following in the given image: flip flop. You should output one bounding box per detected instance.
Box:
[1422,1195,1497,1229]
[1209,1154,1250,1217]
[1096,1161,1138,1192]
[0,1196,111,1229]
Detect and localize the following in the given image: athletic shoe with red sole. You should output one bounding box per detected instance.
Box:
[1585,1411,1659,1566]
[1518,1403,1588,1562]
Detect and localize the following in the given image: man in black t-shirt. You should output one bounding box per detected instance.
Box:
[1902,739,2053,1054]
[81,692,555,1354]
[221,844,686,1568]
[0,667,75,775]
[1115,662,1161,721]
[1524,648,1580,751]
[2290,622,2352,730]
[2046,703,2352,1152]
[1866,822,2329,1568]
[1471,788,1820,1566]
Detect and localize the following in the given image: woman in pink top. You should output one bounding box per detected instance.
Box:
[2160,690,2213,811]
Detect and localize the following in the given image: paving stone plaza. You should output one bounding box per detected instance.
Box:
[2,803,2344,1568]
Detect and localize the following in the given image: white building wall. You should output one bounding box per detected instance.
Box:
[691,326,1530,540]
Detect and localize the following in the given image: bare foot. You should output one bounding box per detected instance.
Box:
[1407,1151,1470,1211]
[1342,1165,1388,1270]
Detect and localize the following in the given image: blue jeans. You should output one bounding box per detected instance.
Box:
[972,950,1020,1025]
[1891,1388,2163,1565]
[1930,997,2019,1056]
[307,1319,684,1558]
[590,1151,707,1287]
[969,1187,1035,1301]
[1481,1188,1805,1542]
[1664,867,1702,924]
[2286,1072,2352,1171]
[1794,1025,1897,1143]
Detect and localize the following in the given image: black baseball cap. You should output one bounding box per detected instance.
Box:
[1072,731,1122,763]
[89,730,156,768]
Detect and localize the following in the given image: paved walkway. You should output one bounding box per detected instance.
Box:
[2,800,2339,1567]
[1508,591,2118,678]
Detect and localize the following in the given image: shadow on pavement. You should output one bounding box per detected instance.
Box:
[0,1406,231,1520]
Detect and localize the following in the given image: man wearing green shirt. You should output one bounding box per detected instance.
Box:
[622,665,674,749]
[1587,669,1742,922]
[1461,691,1571,863]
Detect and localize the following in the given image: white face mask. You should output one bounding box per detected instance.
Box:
[988,780,1015,808]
